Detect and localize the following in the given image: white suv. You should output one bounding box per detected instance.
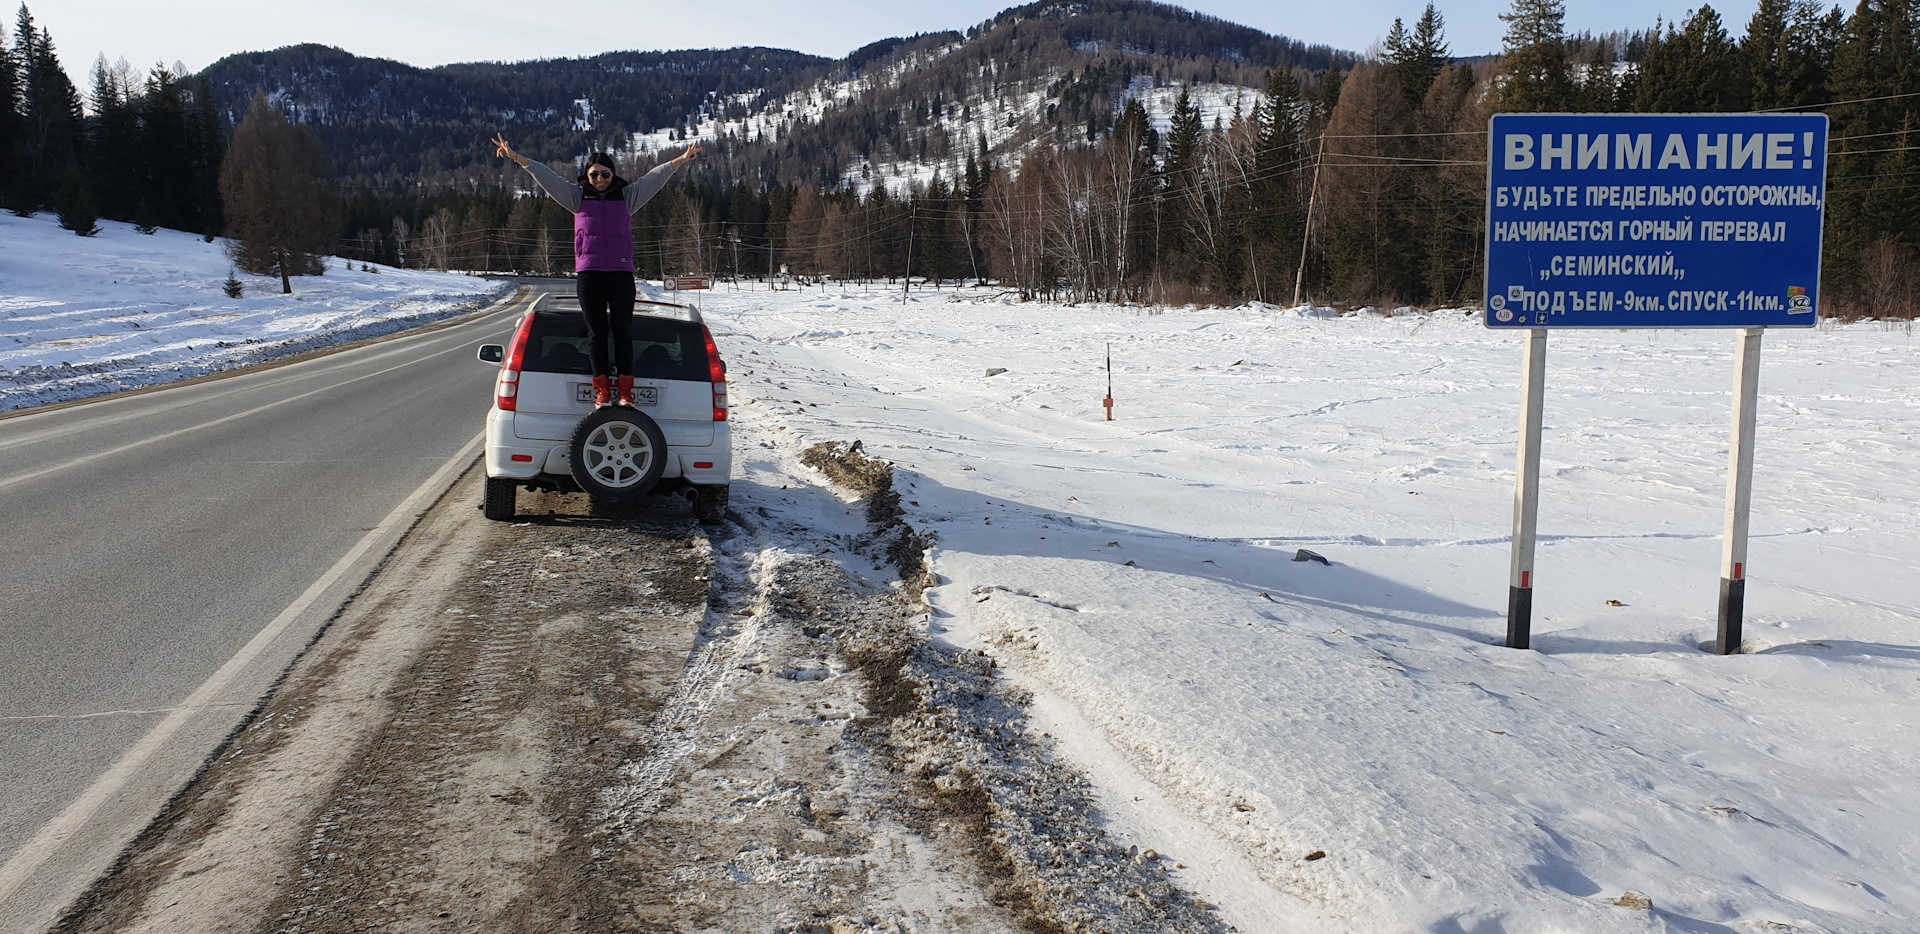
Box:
[477,293,731,523]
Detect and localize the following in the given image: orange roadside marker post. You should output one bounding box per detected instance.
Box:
[1103,342,1113,421]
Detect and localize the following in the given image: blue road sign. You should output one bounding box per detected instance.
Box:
[1484,113,1827,329]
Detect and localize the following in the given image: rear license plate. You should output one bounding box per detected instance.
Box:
[573,383,658,406]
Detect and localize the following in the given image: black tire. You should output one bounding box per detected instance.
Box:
[482,476,517,521]
[694,483,729,525]
[568,407,668,501]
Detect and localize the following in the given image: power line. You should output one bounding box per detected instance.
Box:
[1753,89,1920,113]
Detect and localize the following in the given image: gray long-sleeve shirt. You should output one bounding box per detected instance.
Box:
[523,158,679,215]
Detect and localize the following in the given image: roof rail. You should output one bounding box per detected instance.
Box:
[530,292,698,323]
[637,299,702,324]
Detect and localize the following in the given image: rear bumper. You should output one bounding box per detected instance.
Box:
[675,420,731,485]
[484,411,731,485]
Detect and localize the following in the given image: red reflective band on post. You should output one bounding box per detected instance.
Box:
[693,461,713,469]
[1733,562,1744,580]
[510,454,533,462]
[1520,570,1531,589]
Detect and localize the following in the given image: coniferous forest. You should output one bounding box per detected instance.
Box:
[5,0,1920,318]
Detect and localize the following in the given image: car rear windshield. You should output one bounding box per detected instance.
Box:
[522,311,710,381]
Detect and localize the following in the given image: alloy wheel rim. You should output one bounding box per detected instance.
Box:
[582,422,654,487]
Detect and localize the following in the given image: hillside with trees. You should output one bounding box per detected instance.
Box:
[196,43,833,190]
[7,0,1918,318]
[3,6,223,237]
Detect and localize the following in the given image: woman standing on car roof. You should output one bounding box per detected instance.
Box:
[491,133,702,407]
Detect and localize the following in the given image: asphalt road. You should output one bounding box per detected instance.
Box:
[0,281,551,930]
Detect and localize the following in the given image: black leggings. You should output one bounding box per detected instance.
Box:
[576,270,635,378]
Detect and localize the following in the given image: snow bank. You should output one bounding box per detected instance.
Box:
[0,213,511,411]
[712,282,1920,933]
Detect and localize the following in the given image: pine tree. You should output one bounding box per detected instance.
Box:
[1416,64,1486,302]
[1164,87,1202,179]
[1315,65,1344,119]
[186,76,225,236]
[55,158,95,234]
[87,57,138,218]
[1825,0,1920,284]
[1580,37,1621,112]
[1787,2,1844,107]
[1860,112,1918,249]
[14,7,84,212]
[0,17,20,211]
[1633,6,1745,113]
[220,91,333,294]
[1385,5,1451,109]
[1161,87,1204,283]
[1496,0,1576,112]
[137,66,196,232]
[1384,19,1411,78]
[1745,0,1796,109]
[1249,67,1304,302]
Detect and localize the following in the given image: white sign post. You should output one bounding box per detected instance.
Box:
[1717,327,1764,653]
[1485,113,1826,654]
[1506,328,1548,649]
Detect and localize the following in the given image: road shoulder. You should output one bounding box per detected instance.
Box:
[57,445,1229,933]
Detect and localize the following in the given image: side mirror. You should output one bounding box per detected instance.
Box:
[477,344,505,364]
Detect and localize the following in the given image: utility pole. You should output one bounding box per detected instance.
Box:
[1292,132,1327,307]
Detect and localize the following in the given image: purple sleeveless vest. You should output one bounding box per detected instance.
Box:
[574,194,633,273]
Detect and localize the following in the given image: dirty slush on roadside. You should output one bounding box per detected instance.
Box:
[54,442,1226,934]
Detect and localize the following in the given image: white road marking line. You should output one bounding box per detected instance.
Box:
[0,339,476,494]
[0,706,243,723]
[0,305,525,455]
[0,429,484,910]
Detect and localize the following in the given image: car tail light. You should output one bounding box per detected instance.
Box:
[511,454,533,462]
[497,312,534,412]
[694,461,713,469]
[702,323,728,422]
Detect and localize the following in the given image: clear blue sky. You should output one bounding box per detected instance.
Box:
[31,0,1763,87]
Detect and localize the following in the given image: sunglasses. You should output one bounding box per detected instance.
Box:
[587,169,611,179]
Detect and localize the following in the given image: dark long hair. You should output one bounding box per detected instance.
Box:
[576,152,626,190]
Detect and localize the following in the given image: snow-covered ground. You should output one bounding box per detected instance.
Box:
[708,283,1920,933]
[12,217,1917,929]
[0,212,511,411]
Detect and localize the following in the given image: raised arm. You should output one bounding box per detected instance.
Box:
[493,133,581,214]
[625,143,704,213]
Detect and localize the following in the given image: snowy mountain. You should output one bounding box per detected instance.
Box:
[198,1,1355,193]
[198,44,830,189]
